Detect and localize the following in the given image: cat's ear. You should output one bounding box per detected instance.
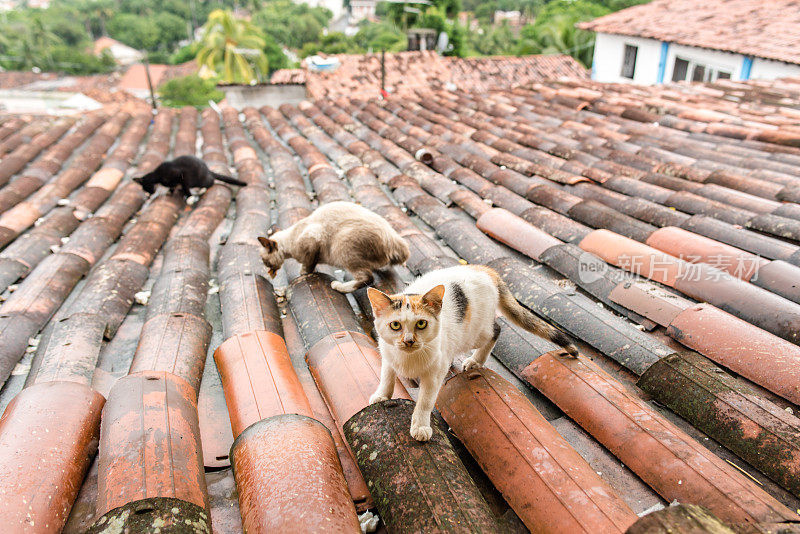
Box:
[132,176,142,184]
[421,285,445,314]
[258,236,277,253]
[367,287,392,316]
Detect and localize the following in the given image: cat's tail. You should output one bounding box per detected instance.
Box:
[486,267,579,357]
[388,236,410,265]
[212,172,247,187]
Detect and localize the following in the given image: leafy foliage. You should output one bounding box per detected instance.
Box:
[252,1,332,50]
[196,9,269,84]
[158,73,225,108]
[0,0,651,76]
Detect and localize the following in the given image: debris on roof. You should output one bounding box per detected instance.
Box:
[578,0,800,66]
[0,72,798,533]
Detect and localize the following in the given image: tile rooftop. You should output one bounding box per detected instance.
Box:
[271,51,588,100]
[578,0,800,65]
[0,72,799,532]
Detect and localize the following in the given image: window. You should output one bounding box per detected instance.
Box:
[671,56,732,82]
[672,58,689,82]
[621,44,638,78]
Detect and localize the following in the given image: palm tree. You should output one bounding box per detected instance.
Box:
[196,9,268,84]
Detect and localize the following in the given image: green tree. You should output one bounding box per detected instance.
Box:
[300,32,362,57]
[107,13,160,50]
[515,15,596,66]
[170,42,202,64]
[468,22,515,55]
[514,0,611,67]
[353,21,406,52]
[158,74,225,107]
[50,46,116,74]
[196,9,269,84]
[263,33,289,72]
[252,0,332,50]
[153,12,190,50]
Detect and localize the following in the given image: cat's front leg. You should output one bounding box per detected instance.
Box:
[410,368,446,442]
[369,358,396,404]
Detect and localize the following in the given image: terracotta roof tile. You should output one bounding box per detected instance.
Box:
[1,71,800,532]
[301,51,587,100]
[578,0,800,65]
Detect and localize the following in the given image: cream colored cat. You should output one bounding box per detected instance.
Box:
[368,264,578,441]
[258,201,409,293]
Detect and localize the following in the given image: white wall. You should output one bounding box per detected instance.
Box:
[664,43,742,81]
[591,33,662,84]
[219,85,308,109]
[592,32,800,84]
[751,57,800,80]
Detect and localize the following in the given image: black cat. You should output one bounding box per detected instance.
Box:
[133,155,246,195]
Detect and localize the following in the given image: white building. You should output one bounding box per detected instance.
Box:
[295,0,345,20]
[349,0,377,22]
[93,37,144,67]
[579,0,800,85]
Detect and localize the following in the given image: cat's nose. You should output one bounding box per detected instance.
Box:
[403,335,415,347]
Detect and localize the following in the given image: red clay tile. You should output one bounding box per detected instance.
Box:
[523,352,798,524]
[281,311,373,511]
[568,199,657,242]
[681,215,799,263]
[230,414,361,533]
[306,330,409,426]
[438,368,638,533]
[646,226,768,281]
[288,274,367,350]
[0,381,104,533]
[1,252,88,324]
[215,331,313,437]
[130,313,212,394]
[672,263,800,344]
[0,118,75,186]
[638,351,800,498]
[667,303,800,406]
[343,399,500,533]
[751,260,800,304]
[96,371,208,516]
[608,280,692,326]
[29,312,105,386]
[476,207,561,260]
[626,504,731,534]
[580,229,683,286]
[73,259,150,339]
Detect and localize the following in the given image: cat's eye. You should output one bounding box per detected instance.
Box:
[416,320,427,329]
[389,321,401,331]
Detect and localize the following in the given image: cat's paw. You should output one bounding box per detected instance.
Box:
[330,280,353,293]
[368,393,389,405]
[461,357,483,371]
[410,424,433,442]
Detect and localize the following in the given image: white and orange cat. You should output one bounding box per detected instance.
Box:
[368,264,578,441]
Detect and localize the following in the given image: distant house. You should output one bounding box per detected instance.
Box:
[93,37,144,66]
[494,10,524,28]
[118,62,197,99]
[579,0,800,84]
[349,0,377,22]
